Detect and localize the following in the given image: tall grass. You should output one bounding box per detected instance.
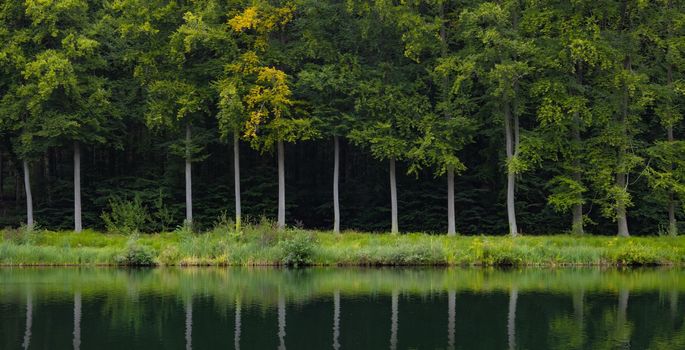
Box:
[1,223,684,266]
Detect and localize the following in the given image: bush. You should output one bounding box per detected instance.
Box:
[279,232,316,267]
[2,224,36,245]
[101,196,150,235]
[115,239,155,266]
[158,245,181,265]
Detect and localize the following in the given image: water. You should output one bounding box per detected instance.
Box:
[1,268,683,349]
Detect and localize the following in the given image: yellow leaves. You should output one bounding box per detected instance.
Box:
[228,5,294,33]
[242,66,293,139]
[227,51,260,75]
[228,7,259,32]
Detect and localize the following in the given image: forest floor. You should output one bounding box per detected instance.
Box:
[1,226,684,267]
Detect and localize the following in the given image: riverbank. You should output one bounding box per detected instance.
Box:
[1,226,684,266]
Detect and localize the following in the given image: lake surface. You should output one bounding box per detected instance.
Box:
[0,268,683,349]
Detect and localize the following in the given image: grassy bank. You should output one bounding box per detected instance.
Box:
[1,224,684,266]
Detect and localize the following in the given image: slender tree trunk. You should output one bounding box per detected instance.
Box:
[572,108,584,235]
[278,140,285,230]
[278,292,286,350]
[73,292,81,350]
[74,142,82,233]
[333,290,341,350]
[234,131,242,231]
[185,124,193,227]
[185,296,193,350]
[23,159,33,229]
[504,102,518,236]
[440,3,456,237]
[616,172,629,237]
[447,168,456,236]
[234,296,241,350]
[333,136,340,233]
[507,287,518,350]
[22,292,32,350]
[667,64,677,236]
[390,289,399,350]
[447,290,456,350]
[390,157,399,234]
[616,57,630,237]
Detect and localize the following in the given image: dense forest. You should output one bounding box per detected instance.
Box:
[0,0,684,236]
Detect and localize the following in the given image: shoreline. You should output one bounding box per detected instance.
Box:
[2,229,684,267]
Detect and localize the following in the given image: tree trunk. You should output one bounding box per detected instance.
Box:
[23,160,33,229]
[22,292,32,350]
[185,124,193,227]
[504,102,518,236]
[667,63,677,236]
[447,290,456,350]
[234,131,242,231]
[333,290,341,350]
[278,292,286,350]
[390,157,399,234]
[507,287,518,350]
[73,292,81,350]
[572,108,584,235]
[333,136,340,233]
[185,296,193,350]
[278,140,285,230]
[616,173,629,237]
[447,167,456,236]
[390,289,399,350]
[616,57,630,237]
[74,142,82,233]
[234,296,241,350]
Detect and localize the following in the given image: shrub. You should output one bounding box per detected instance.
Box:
[101,196,150,235]
[158,245,181,265]
[115,239,155,266]
[2,224,36,245]
[279,232,316,267]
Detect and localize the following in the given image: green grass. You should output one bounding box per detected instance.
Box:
[1,225,684,266]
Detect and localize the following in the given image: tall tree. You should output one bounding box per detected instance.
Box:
[293,0,362,233]
[392,0,475,235]
[227,2,317,230]
[173,1,238,229]
[588,0,651,237]
[642,0,685,236]
[524,0,611,234]
[458,1,535,236]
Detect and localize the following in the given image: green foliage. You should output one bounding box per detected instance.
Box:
[115,238,156,266]
[1,0,685,238]
[101,196,150,235]
[279,232,316,267]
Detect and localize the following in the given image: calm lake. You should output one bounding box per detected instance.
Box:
[0,268,683,349]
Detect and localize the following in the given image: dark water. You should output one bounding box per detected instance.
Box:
[1,268,684,350]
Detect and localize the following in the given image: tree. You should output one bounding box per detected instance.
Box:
[391,0,475,235]
[642,0,685,236]
[458,1,535,236]
[113,0,206,228]
[524,0,612,234]
[293,0,362,233]
[226,2,317,230]
[587,0,651,237]
[173,1,238,229]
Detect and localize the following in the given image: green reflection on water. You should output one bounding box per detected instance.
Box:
[0,267,683,349]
